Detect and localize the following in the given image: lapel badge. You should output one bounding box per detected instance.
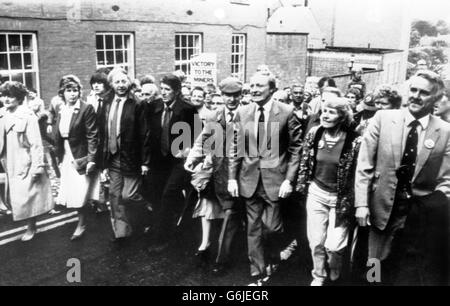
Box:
[424,139,435,149]
[318,140,325,149]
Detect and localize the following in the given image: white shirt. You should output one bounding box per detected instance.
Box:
[254,98,274,136]
[59,100,80,138]
[161,100,176,127]
[225,107,236,123]
[108,96,126,139]
[402,109,430,157]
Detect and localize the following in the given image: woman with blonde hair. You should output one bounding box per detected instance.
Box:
[297,97,361,286]
[0,81,54,241]
[55,75,98,240]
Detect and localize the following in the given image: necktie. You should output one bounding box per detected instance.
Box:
[227,111,234,123]
[400,120,420,185]
[161,104,172,156]
[257,106,265,152]
[109,98,120,155]
[98,97,103,113]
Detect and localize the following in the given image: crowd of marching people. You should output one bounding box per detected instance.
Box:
[0,64,448,286]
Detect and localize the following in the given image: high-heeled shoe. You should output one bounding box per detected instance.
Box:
[194,247,210,265]
[21,229,36,242]
[70,226,86,241]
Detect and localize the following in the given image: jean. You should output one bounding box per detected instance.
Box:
[306,182,349,283]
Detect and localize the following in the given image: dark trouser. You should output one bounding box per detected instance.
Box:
[150,159,189,243]
[109,155,146,238]
[369,191,449,285]
[215,205,241,265]
[245,181,283,277]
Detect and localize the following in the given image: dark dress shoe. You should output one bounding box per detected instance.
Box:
[194,248,210,266]
[212,263,228,276]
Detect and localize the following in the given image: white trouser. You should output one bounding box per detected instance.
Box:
[306,182,349,283]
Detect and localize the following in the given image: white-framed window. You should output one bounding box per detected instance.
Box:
[231,34,246,82]
[95,33,134,77]
[0,32,39,92]
[175,33,202,75]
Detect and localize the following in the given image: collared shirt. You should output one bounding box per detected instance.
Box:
[87,92,103,113]
[226,107,236,123]
[161,100,176,127]
[59,99,81,138]
[254,98,274,136]
[402,109,430,156]
[108,96,126,139]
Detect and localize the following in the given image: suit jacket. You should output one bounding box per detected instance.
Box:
[147,97,199,167]
[102,94,150,175]
[228,100,303,202]
[87,90,114,168]
[55,101,98,174]
[355,109,450,230]
[187,107,236,209]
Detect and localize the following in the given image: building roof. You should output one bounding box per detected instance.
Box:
[311,46,404,54]
[267,6,323,39]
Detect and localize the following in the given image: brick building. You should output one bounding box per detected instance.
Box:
[0,0,272,103]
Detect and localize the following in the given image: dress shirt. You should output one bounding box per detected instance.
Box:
[59,100,81,138]
[108,96,126,141]
[402,109,430,157]
[254,98,274,136]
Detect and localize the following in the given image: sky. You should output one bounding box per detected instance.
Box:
[409,0,450,22]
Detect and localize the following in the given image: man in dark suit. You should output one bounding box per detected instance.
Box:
[185,77,244,274]
[102,68,150,242]
[228,73,302,285]
[146,74,199,252]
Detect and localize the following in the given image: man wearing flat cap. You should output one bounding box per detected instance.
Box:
[185,77,244,275]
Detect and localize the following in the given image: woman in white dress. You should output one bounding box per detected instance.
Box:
[0,81,54,241]
[55,75,98,241]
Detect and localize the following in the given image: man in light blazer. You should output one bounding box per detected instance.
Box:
[355,70,450,284]
[228,73,302,285]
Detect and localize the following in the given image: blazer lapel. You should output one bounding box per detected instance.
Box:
[391,112,405,169]
[413,118,440,181]
[68,103,81,135]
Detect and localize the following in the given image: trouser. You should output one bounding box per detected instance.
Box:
[368,191,449,285]
[151,160,189,243]
[109,155,146,238]
[215,204,241,265]
[245,181,283,277]
[306,182,349,283]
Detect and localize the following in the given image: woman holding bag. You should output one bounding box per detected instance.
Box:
[55,75,98,241]
[0,81,54,241]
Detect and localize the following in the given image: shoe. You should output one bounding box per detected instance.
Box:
[147,242,169,254]
[266,263,279,277]
[310,279,324,286]
[329,269,341,282]
[247,274,269,286]
[70,226,86,241]
[212,263,228,276]
[194,248,210,265]
[21,229,36,242]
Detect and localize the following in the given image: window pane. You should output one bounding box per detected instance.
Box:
[24,53,32,69]
[24,72,35,89]
[105,35,113,49]
[0,54,7,70]
[10,53,22,69]
[97,51,105,65]
[0,35,7,52]
[175,48,180,61]
[124,50,128,63]
[11,72,23,83]
[96,35,104,49]
[9,35,21,51]
[23,35,33,51]
[188,35,193,47]
[115,35,123,49]
[106,51,114,65]
[181,35,186,47]
[175,36,180,48]
[181,49,187,60]
[115,51,123,64]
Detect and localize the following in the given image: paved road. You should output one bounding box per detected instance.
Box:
[0,205,314,286]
